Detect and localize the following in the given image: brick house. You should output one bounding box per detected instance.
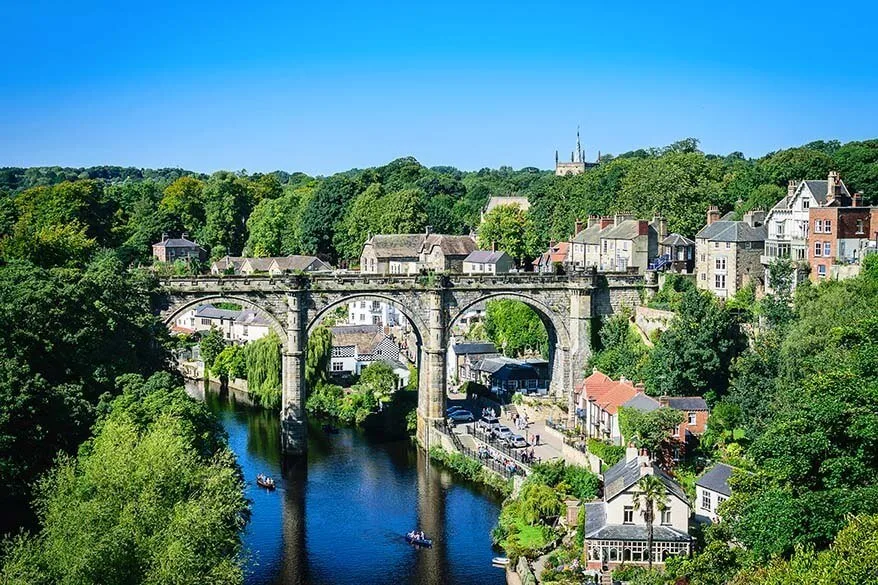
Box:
[622,393,710,460]
[807,186,878,282]
[695,208,766,298]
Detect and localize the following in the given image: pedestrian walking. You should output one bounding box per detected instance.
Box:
[535,433,540,445]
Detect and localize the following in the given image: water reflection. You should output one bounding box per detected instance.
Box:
[188,381,505,585]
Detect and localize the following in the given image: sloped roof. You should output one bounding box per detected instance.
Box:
[271,255,331,272]
[533,242,569,265]
[696,219,767,243]
[424,234,476,257]
[571,223,603,244]
[243,257,274,271]
[474,356,522,374]
[452,341,498,355]
[600,219,652,241]
[330,324,386,355]
[364,234,425,259]
[211,256,246,271]
[194,304,240,320]
[235,309,271,327]
[484,196,531,214]
[579,370,639,415]
[603,456,688,503]
[695,463,734,497]
[662,233,694,246]
[586,524,692,542]
[584,502,607,535]
[154,236,202,248]
[464,250,509,264]
[623,393,661,412]
[666,397,709,411]
[804,179,850,205]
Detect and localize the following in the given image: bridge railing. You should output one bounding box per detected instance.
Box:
[430,421,522,478]
[463,424,540,467]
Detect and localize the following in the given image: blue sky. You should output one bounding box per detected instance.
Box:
[1,0,876,175]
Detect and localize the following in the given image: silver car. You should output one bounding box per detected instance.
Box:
[477,415,500,432]
[448,410,475,424]
[492,425,513,442]
[508,434,528,448]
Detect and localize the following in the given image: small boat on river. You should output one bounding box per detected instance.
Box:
[405,531,433,547]
[256,474,276,490]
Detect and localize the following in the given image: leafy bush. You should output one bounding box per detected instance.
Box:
[587,438,625,467]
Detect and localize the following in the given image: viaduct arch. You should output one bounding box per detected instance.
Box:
[157,272,655,455]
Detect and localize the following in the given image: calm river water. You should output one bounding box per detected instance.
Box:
[186,381,506,585]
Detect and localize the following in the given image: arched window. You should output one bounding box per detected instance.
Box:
[609,548,618,562]
[623,549,631,561]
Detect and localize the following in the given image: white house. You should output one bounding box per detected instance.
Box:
[329,325,402,377]
[761,173,853,291]
[584,448,693,573]
[173,304,240,339]
[231,309,271,343]
[694,463,733,523]
[347,300,402,328]
[462,250,514,275]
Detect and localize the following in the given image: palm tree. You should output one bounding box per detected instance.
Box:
[632,474,668,570]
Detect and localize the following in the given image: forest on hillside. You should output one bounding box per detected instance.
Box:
[2,137,877,268]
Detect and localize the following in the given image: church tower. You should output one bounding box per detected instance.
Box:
[555,127,595,176]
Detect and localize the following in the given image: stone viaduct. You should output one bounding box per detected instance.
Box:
[157,271,656,455]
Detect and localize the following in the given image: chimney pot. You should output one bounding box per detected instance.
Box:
[491,241,496,252]
[707,206,720,226]
[575,219,584,235]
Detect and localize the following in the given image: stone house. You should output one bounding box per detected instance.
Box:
[762,172,855,291]
[567,215,666,274]
[359,230,476,274]
[268,255,331,274]
[462,250,515,274]
[569,217,611,269]
[584,447,693,572]
[152,233,205,264]
[446,340,499,383]
[210,256,246,275]
[695,209,766,299]
[695,463,733,523]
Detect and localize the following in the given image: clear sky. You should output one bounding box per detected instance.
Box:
[1,1,876,175]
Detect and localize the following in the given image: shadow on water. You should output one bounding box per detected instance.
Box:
[187,380,506,585]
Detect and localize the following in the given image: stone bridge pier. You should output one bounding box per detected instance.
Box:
[157,272,655,455]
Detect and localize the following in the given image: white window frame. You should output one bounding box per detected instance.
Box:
[824,242,831,257]
[701,492,712,511]
[688,412,697,425]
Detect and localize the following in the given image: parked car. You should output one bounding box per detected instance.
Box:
[492,425,513,442]
[508,434,528,448]
[477,415,500,432]
[448,410,474,424]
[446,405,464,416]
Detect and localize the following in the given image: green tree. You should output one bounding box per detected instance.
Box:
[160,176,205,237]
[477,203,538,265]
[212,344,247,379]
[357,361,399,405]
[299,175,358,260]
[484,299,548,358]
[244,332,282,408]
[305,326,332,388]
[618,406,684,459]
[200,328,226,371]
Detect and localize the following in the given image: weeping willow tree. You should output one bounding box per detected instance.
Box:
[244,332,282,409]
[306,326,332,388]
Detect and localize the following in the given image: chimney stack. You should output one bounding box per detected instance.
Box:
[658,396,670,407]
[828,171,841,201]
[600,216,614,229]
[161,232,169,242]
[706,206,720,226]
[853,192,863,207]
[491,241,497,252]
[181,232,188,240]
[625,443,639,463]
[574,219,584,235]
[788,180,797,199]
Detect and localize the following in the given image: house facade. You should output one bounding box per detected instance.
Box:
[210,256,246,275]
[471,356,547,394]
[695,463,733,523]
[622,393,710,460]
[329,325,402,378]
[347,299,402,328]
[656,233,695,274]
[462,250,514,275]
[574,370,640,445]
[152,234,205,264]
[807,190,878,282]
[172,304,269,343]
[584,448,693,572]
[567,215,665,274]
[695,208,766,298]
[446,340,499,383]
[533,242,570,274]
[359,230,476,275]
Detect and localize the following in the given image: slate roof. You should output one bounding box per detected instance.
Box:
[666,397,709,411]
[423,234,477,257]
[243,257,275,272]
[584,502,607,535]
[695,463,734,497]
[235,309,271,327]
[452,342,498,355]
[622,393,661,412]
[695,219,767,243]
[154,236,202,248]
[600,219,651,241]
[474,356,522,374]
[662,233,694,246]
[603,456,688,503]
[484,196,531,214]
[271,255,331,272]
[571,223,603,245]
[194,304,240,320]
[330,325,386,355]
[364,234,425,259]
[464,250,509,264]
[211,256,246,272]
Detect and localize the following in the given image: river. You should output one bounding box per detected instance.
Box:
[186,381,507,585]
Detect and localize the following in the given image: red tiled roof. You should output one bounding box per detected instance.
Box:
[580,369,639,415]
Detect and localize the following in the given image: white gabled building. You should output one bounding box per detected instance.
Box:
[694,463,734,524]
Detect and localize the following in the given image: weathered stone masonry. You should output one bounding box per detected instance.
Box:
[157,272,656,455]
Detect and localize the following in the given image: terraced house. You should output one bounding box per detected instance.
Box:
[359,228,476,274]
[695,208,766,298]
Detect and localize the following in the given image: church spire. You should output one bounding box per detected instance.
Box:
[575,126,582,163]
